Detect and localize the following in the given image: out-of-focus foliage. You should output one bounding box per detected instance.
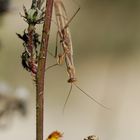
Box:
[0,0,10,13]
[0,82,29,128]
[0,0,10,48]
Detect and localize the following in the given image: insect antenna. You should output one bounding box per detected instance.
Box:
[63,7,80,30]
[62,83,73,114]
[73,83,110,110]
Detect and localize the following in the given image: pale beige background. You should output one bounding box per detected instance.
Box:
[0,0,140,140]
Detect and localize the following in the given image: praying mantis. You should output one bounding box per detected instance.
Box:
[54,0,78,83]
[49,0,110,111]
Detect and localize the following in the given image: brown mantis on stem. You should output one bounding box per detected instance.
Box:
[47,0,110,112]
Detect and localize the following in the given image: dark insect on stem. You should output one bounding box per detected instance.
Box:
[33,33,41,58]
[21,51,38,74]
[16,30,28,44]
[17,30,40,48]
[17,30,40,64]
[21,51,31,72]
[34,33,41,47]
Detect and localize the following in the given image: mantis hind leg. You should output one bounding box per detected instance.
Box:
[46,63,59,71]
[62,83,73,114]
[46,31,64,71]
[73,83,110,110]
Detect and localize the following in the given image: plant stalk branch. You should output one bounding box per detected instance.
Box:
[36,0,54,140]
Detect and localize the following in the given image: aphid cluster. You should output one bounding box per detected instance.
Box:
[17,30,40,75]
[17,1,44,75]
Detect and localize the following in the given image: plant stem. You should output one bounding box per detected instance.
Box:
[27,24,35,73]
[36,0,54,140]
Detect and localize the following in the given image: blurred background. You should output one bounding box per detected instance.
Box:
[0,0,140,140]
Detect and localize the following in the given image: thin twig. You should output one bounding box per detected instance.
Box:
[36,0,54,140]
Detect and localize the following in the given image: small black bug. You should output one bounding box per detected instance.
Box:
[21,51,31,72]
